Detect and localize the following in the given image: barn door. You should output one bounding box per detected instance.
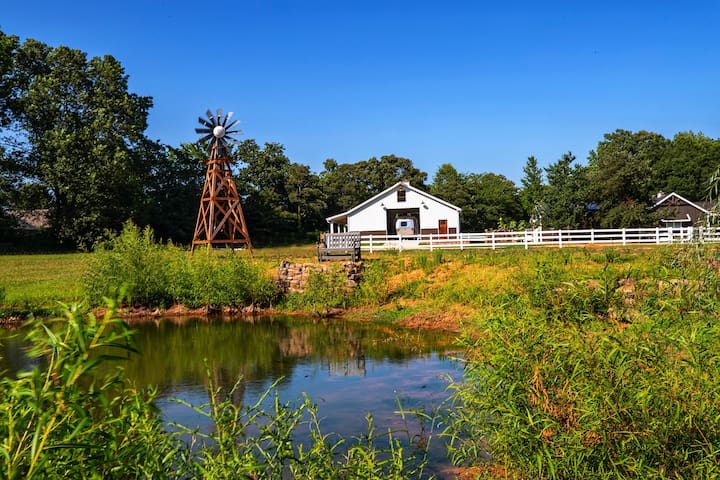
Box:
[439,219,448,239]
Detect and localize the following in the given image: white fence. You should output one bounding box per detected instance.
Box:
[325,227,720,253]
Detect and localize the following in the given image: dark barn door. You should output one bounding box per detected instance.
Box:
[386,208,420,235]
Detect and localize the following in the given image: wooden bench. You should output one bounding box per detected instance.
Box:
[318,232,362,262]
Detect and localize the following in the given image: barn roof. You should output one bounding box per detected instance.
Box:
[326,181,461,224]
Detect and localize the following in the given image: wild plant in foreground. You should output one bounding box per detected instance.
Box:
[0,301,434,479]
[446,246,720,479]
[0,300,176,479]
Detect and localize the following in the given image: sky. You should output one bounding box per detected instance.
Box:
[3,1,719,183]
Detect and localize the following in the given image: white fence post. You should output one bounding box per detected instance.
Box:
[429,234,433,251]
[655,227,659,245]
[590,229,595,244]
[460,233,464,250]
[369,234,373,254]
[558,230,562,248]
[491,231,496,250]
[622,228,626,246]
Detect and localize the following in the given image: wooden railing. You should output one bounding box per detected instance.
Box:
[342,226,720,253]
[318,232,362,261]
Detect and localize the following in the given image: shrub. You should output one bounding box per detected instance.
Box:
[283,267,350,315]
[0,300,177,478]
[446,246,720,479]
[168,252,278,309]
[84,222,174,307]
[85,222,278,309]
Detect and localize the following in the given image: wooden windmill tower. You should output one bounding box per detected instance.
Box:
[191,108,252,253]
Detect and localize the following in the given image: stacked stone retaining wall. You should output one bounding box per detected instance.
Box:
[278,261,364,293]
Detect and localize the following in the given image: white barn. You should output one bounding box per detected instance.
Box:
[326,181,462,236]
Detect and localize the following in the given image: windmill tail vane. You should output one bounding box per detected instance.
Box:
[191,108,252,253]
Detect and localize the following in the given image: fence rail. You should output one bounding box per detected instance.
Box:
[322,227,720,253]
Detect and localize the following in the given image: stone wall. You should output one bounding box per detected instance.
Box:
[278,261,364,293]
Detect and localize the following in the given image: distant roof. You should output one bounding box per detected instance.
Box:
[652,192,711,214]
[7,209,50,230]
[326,181,461,223]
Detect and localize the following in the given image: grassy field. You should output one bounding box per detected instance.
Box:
[0,243,323,308]
[0,253,90,307]
[3,242,720,477]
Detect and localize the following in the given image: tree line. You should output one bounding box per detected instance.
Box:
[2,30,720,249]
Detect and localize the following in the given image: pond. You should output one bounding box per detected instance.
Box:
[1,315,463,477]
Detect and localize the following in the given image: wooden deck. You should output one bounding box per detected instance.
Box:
[318,232,362,262]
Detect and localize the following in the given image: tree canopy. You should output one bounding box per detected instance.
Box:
[3,28,720,250]
[1,31,158,248]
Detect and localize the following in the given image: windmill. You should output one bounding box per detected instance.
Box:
[191,108,252,253]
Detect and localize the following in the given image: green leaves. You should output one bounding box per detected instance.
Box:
[446,245,720,479]
[2,33,156,249]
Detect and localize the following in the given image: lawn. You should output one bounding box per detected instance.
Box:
[0,244,322,309]
[0,253,91,307]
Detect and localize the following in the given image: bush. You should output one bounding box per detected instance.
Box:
[446,246,720,479]
[84,222,174,307]
[84,221,278,309]
[282,267,350,315]
[168,252,277,309]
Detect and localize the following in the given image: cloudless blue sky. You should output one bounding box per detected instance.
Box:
[3,1,719,183]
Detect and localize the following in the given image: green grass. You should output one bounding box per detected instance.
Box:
[4,238,720,477]
[0,253,90,307]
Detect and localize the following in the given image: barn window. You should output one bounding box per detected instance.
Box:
[397,186,406,202]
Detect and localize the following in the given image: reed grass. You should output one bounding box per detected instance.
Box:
[0,300,432,478]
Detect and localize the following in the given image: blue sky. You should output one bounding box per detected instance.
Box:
[3,1,719,183]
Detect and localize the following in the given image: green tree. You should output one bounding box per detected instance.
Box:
[320,155,428,217]
[519,155,546,220]
[430,163,469,206]
[234,140,297,243]
[3,34,156,248]
[286,162,327,233]
[587,129,668,227]
[655,131,720,200]
[363,154,427,192]
[136,142,205,244]
[543,152,590,229]
[430,164,522,232]
[465,172,522,231]
[319,159,368,215]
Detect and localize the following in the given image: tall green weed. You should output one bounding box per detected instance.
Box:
[0,300,177,479]
[84,222,277,309]
[446,245,720,478]
[0,301,431,478]
[282,267,350,315]
[85,222,174,307]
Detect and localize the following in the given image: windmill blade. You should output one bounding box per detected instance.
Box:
[222,111,234,127]
[226,129,243,136]
[206,109,216,125]
[225,119,240,130]
[198,134,213,143]
[216,108,222,126]
[195,127,212,134]
[198,116,213,128]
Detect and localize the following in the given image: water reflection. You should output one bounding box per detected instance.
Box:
[1,315,460,477]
